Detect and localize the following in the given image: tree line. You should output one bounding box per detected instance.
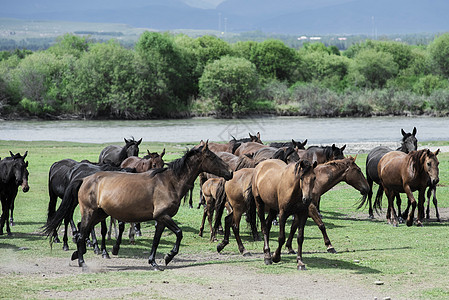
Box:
[1,32,449,119]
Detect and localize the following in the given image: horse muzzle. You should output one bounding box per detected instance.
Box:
[302,197,312,205]
[21,182,30,193]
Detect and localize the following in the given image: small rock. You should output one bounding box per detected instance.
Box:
[374,281,384,285]
[383,297,391,300]
[18,247,29,251]
[353,259,360,263]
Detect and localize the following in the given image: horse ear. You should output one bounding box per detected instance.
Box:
[341,144,346,151]
[124,138,129,143]
[412,127,417,136]
[332,144,336,150]
[202,140,209,152]
[401,129,406,137]
[23,151,28,159]
[137,138,142,145]
[302,139,307,147]
[147,149,151,155]
[257,132,261,139]
[435,149,440,156]
[9,151,14,157]
[161,148,165,158]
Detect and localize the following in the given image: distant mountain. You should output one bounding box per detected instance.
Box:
[1,0,449,34]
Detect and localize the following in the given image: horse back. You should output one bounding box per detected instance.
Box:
[98,145,121,164]
[234,142,267,156]
[378,151,408,190]
[252,160,288,210]
[366,146,392,183]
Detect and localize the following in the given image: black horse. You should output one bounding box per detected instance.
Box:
[47,159,135,254]
[98,138,142,166]
[0,151,30,235]
[362,127,418,219]
[269,139,307,150]
[297,144,346,165]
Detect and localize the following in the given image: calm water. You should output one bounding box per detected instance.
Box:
[0,116,448,144]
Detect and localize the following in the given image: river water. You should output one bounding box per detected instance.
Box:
[0,116,448,146]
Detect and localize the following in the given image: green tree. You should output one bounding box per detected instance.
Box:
[249,39,300,83]
[348,49,399,89]
[199,56,259,117]
[48,34,90,58]
[428,33,449,77]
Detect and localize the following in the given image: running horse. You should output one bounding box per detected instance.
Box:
[98,138,142,166]
[363,127,417,219]
[375,149,439,227]
[43,142,232,270]
[252,159,317,270]
[0,151,30,235]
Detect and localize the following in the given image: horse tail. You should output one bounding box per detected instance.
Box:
[244,182,257,231]
[213,179,227,231]
[42,179,83,244]
[373,185,384,212]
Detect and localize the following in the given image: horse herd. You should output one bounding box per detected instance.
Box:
[0,128,441,271]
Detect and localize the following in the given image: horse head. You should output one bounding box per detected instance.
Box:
[295,160,317,205]
[200,141,233,181]
[344,156,370,196]
[249,132,262,144]
[400,127,418,153]
[292,139,307,150]
[124,138,142,157]
[331,144,346,160]
[146,148,165,169]
[9,151,30,193]
[423,149,440,186]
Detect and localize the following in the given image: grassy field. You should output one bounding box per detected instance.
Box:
[0,140,448,299]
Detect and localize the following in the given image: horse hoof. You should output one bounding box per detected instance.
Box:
[369,214,375,219]
[272,256,281,263]
[287,249,296,255]
[54,237,61,244]
[79,261,87,268]
[297,265,307,271]
[417,222,423,227]
[327,247,337,254]
[10,221,15,227]
[136,231,142,237]
[102,253,111,259]
[217,229,224,235]
[112,246,119,255]
[217,243,227,253]
[164,254,174,265]
[264,258,272,265]
[63,245,69,251]
[242,251,251,257]
[406,220,413,227]
[94,248,101,255]
[129,241,136,245]
[149,262,163,271]
[7,232,13,236]
[71,251,79,261]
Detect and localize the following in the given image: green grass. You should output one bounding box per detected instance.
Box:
[0,140,448,299]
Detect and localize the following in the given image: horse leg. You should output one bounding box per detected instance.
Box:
[272,211,288,263]
[404,185,417,227]
[0,197,8,235]
[395,194,403,223]
[286,215,298,254]
[426,187,432,220]
[431,187,440,222]
[416,189,426,227]
[159,216,183,266]
[367,177,374,219]
[296,212,309,270]
[231,208,250,256]
[62,217,71,251]
[134,223,142,237]
[148,221,165,270]
[255,198,272,265]
[112,220,125,255]
[107,217,115,240]
[384,189,398,227]
[217,211,232,253]
[129,223,136,244]
[207,197,217,242]
[199,202,207,238]
[9,198,15,226]
[90,226,101,255]
[2,196,12,236]
[100,219,110,259]
[309,203,335,253]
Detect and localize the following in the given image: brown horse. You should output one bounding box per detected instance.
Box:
[234,142,268,156]
[44,142,233,270]
[198,177,226,241]
[216,168,259,255]
[285,156,370,253]
[252,159,317,270]
[120,148,165,172]
[375,149,440,227]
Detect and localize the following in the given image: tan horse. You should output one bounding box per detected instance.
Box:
[285,156,370,253]
[376,149,439,227]
[252,159,317,270]
[216,168,259,255]
[44,142,233,270]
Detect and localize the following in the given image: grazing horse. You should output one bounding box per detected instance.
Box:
[363,127,418,218]
[216,168,260,255]
[0,151,30,235]
[285,157,370,254]
[269,139,307,150]
[375,149,439,227]
[98,138,142,166]
[252,159,317,270]
[43,143,232,270]
[296,144,346,164]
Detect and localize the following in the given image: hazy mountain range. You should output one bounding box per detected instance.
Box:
[2,0,449,35]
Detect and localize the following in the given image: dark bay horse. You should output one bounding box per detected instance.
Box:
[285,157,370,254]
[198,177,226,241]
[0,151,30,235]
[296,144,346,164]
[252,159,317,270]
[98,138,142,166]
[375,149,439,227]
[363,127,418,218]
[252,146,299,165]
[269,139,307,150]
[43,143,232,270]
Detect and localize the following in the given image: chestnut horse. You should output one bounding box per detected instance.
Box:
[252,159,317,270]
[44,143,232,270]
[121,148,165,172]
[375,149,439,227]
[285,156,370,253]
[363,127,418,219]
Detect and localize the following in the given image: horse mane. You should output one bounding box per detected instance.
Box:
[307,146,333,161]
[152,146,203,177]
[235,154,255,170]
[408,149,429,176]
